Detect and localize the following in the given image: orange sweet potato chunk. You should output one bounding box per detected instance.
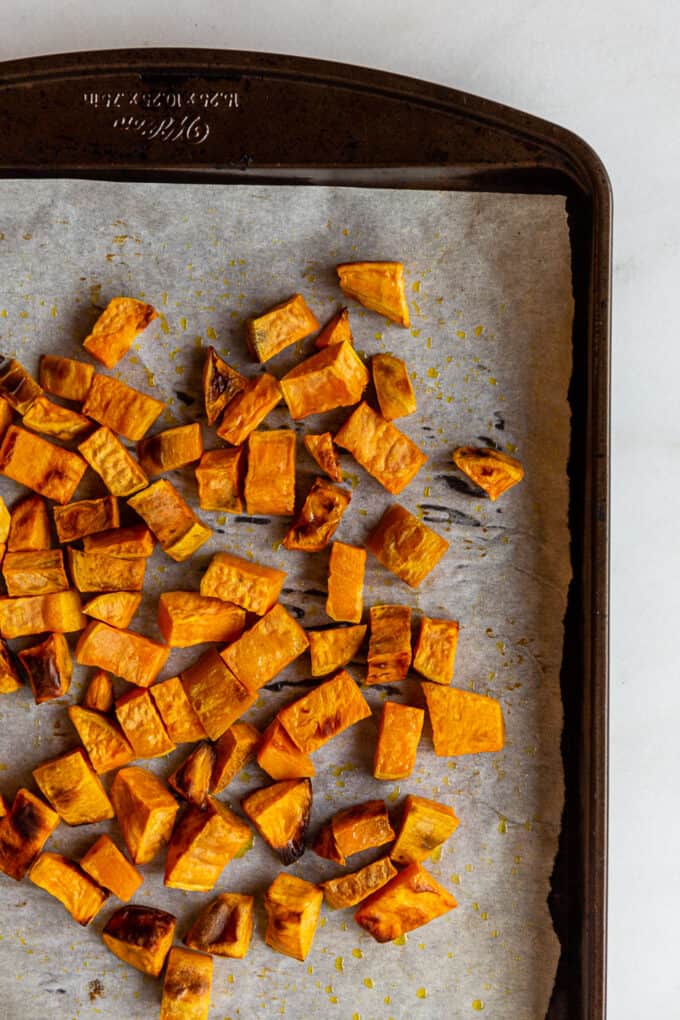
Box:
[242,779,312,865]
[39,354,94,402]
[366,605,412,686]
[326,541,366,623]
[413,617,460,684]
[244,429,296,516]
[82,373,165,441]
[366,503,449,588]
[452,445,524,500]
[137,422,203,477]
[103,904,176,975]
[82,523,154,558]
[82,670,114,712]
[68,548,146,593]
[168,741,216,808]
[158,591,245,647]
[337,261,410,326]
[221,604,309,692]
[184,893,254,959]
[83,297,158,369]
[2,549,69,596]
[315,307,353,349]
[373,702,424,780]
[22,396,91,441]
[128,478,211,561]
[81,834,143,902]
[264,873,322,961]
[0,638,22,694]
[150,676,208,744]
[68,704,134,774]
[110,766,179,864]
[303,432,342,482]
[203,346,248,425]
[355,863,457,942]
[372,353,417,419]
[0,358,42,413]
[277,670,371,753]
[0,590,85,639]
[282,478,351,552]
[334,402,426,494]
[29,852,109,925]
[83,591,142,629]
[181,648,257,741]
[164,798,251,891]
[212,721,261,792]
[78,426,149,497]
[321,856,397,909]
[247,293,319,363]
[7,495,51,551]
[390,794,460,865]
[19,632,72,703]
[33,747,114,825]
[280,341,369,420]
[160,947,213,1020]
[313,800,395,866]
[195,447,245,513]
[115,687,176,759]
[0,425,87,504]
[308,624,366,677]
[216,373,282,446]
[256,720,315,781]
[53,495,119,543]
[0,788,60,881]
[422,684,505,756]
[75,620,170,687]
[200,551,285,615]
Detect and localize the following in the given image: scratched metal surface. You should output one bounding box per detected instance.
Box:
[0,182,572,1020]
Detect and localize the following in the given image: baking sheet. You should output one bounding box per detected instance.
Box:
[0,182,573,1020]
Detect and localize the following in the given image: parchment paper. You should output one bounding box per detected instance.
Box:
[0,182,573,1020]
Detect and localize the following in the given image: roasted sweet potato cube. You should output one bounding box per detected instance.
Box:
[2,549,69,596]
[0,590,85,638]
[280,341,369,420]
[82,373,165,441]
[68,704,134,774]
[182,648,257,741]
[75,620,170,687]
[110,766,179,864]
[19,632,72,703]
[33,747,114,825]
[53,496,119,543]
[200,551,285,615]
[195,447,245,513]
[256,720,315,781]
[211,721,260,792]
[83,669,114,712]
[264,873,323,961]
[0,496,9,545]
[68,547,146,593]
[102,904,176,976]
[7,495,50,551]
[216,373,282,446]
[337,261,410,327]
[315,307,353,349]
[0,397,11,440]
[366,503,449,588]
[128,478,211,561]
[373,703,424,780]
[137,422,203,477]
[78,426,149,497]
[366,605,412,686]
[80,834,143,902]
[160,947,213,1020]
[452,445,525,500]
[39,353,94,401]
[221,603,309,692]
[115,687,176,759]
[390,794,460,864]
[22,395,91,441]
[29,852,109,924]
[303,432,342,482]
[308,625,366,677]
[82,523,155,558]
[334,402,426,494]
[169,742,216,807]
[282,478,351,551]
[321,856,397,909]
[184,893,254,959]
[0,357,42,413]
[422,684,505,756]
[244,429,296,516]
[242,779,312,865]
[372,353,417,419]
[313,801,395,866]
[202,346,247,425]
[247,293,319,363]
[83,591,142,629]
[158,591,245,648]
[150,676,207,744]
[83,297,158,368]
[277,670,371,753]
[0,795,7,818]
[0,788,60,881]
[413,617,460,684]
[326,541,366,624]
[0,638,22,694]
[164,798,252,891]
[355,862,457,942]
[0,425,87,503]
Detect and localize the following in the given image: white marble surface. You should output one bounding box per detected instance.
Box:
[0,2,676,1018]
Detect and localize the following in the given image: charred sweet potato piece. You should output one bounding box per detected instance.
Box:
[282,478,351,552]
[83,296,158,368]
[315,306,353,349]
[321,856,397,909]
[39,353,94,402]
[7,495,50,551]
[216,373,282,446]
[422,684,505,756]
[0,357,42,413]
[0,590,85,638]
[244,429,296,516]
[82,669,114,712]
[76,620,170,687]
[33,747,114,825]
[0,788,60,880]
[68,704,134,773]
[68,547,147,593]
[337,261,410,326]
[158,591,245,648]
[83,591,142,629]
[242,779,312,865]
[2,549,69,596]
[53,496,119,544]
[303,432,342,482]
[221,603,309,692]
[182,648,257,741]
[128,478,211,561]
[19,632,72,703]
[256,720,315,781]
[326,541,366,624]
[413,616,460,684]
[0,795,6,817]
[334,402,426,494]
[29,852,109,924]
[22,395,92,441]
[168,742,216,807]
[110,766,179,864]
[202,346,248,425]
[279,341,369,420]
[80,834,143,902]
[355,862,457,942]
[115,687,176,759]
[264,873,323,961]
[308,625,366,677]
[184,893,254,959]
[0,425,87,504]
[247,293,319,363]
[102,904,176,975]
[452,445,524,500]
[390,794,460,864]
[195,447,245,513]
[277,670,371,753]
[0,638,22,694]
[366,605,412,686]
[0,397,11,440]
[137,422,203,477]
[372,353,417,420]
[211,721,260,792]
[150,676,207,744]
[200,550,285,615]
[366,503,449,588]
[164,798,252,891]
[78,426,149,497]
[313,800,395,866]
[373,703,424,780]
[82,522,155,558]
[160,947,213,1020]
[82,372,165,441]
[0,496,9,545]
